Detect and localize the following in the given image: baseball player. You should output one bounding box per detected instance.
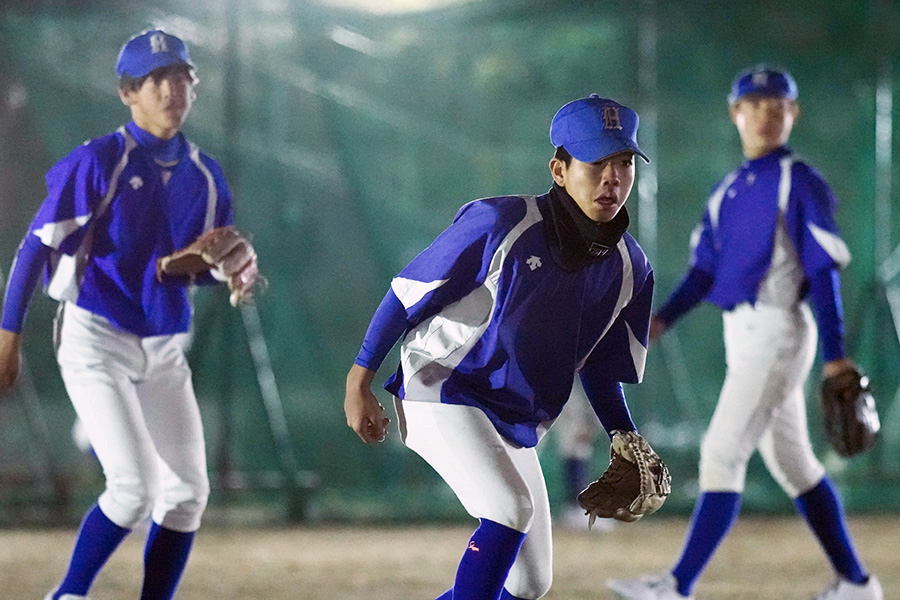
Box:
[0,30,257,600]
[607,67,882,600]
[344,94,662,600]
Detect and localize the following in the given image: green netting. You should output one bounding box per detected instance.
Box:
[1,0,899,523]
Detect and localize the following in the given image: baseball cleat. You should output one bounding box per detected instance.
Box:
[44,593,90,600]
[607,572,693,599]
[811,575,883,600]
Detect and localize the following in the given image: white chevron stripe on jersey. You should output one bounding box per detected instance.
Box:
[33,215,90,250]
[808,222,851,268]
[626,321,647,383]
[400,196,542,400]
[392,277,449,310]
[578,239,637,372]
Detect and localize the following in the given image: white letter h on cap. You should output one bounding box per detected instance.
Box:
[150,33,168,54]
[602,106,623,130]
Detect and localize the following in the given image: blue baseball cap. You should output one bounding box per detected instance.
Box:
[116,30,194,78]
[728,66,798,103]
[550,94,649,164]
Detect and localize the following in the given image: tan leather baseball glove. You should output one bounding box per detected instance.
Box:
[157,226,263,306]
[577,430,671,527]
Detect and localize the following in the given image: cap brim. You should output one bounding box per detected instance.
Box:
[119,54,194,78]
[566,138,650,164]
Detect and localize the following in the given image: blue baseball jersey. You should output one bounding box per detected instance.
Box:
[689,146,850,310]
[29,122,233,337]
[361,194,653,448]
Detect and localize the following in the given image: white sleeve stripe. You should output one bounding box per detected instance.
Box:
[32,215,91,249]
[626,321,647,383]
[391,277,449,310]
[189,143,218,232]
[808,222,851,268]
[777,156,794,212]
[707,171,738,230]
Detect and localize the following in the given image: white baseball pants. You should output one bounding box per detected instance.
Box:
[397,399,553,600]
[699,302,826,497]
[56,303,210,532]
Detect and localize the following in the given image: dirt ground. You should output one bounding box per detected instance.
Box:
[1,515,895,599]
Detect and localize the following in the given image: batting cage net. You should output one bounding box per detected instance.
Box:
[0,0,898,525]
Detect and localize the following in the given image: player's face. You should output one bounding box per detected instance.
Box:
[119,66,196,140]
[730,95,799,159]
[549,151,635,223]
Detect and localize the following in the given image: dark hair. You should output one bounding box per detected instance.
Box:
[118,64,198,92]
[554,145,573,165]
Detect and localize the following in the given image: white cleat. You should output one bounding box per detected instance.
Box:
[44,593,90,600]
[607,572,694,600]
[811,576,883,600]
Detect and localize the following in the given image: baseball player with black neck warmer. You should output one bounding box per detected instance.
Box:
[608,67,881,600]
[344,94,667,600]
[0,30,257,599]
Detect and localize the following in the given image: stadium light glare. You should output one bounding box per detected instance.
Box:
[316,0,476,14]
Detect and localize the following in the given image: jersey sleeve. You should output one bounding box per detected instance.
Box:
[389,199,506,327]
[29,143,110,256]
[581,265,654,386]
[807,266,847,361]
[688,208,719,276]
[1,235,51,333]
[655,266,715,327]
[578,376,636,436]
[354,289,409,371]
[786,163,851,274]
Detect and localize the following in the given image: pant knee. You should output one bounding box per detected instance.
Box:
[99,479,156,529]
[490,490,534,533]
[760,447,825,498]
[699,437,748,492]
[154,479,210,532]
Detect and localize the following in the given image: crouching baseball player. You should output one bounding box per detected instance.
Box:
[0,30,260,599]
[344,94,670,600]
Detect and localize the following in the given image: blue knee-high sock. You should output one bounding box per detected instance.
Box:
[140,522,196,600]
[437,588,528,600]
[671,491,741,597]
[449,519,526,600]
[795,476,867,584]
[54,504,130,598]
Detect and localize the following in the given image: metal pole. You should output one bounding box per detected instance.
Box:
[0,265,70,521]
[637,0,659,264]
[637,0,702,428]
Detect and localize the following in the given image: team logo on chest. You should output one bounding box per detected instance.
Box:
[129,176,144,190]
[601,106,623,130]
[526,255,542,271]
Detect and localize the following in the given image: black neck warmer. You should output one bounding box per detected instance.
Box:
[545,183,630,272]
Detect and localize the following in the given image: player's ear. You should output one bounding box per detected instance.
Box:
[549,157,566,187]
[728,102,740,124]
[118,86,135,107]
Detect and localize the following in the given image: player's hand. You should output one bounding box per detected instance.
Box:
[823,357,856,379]
[0,329,23,397]
[648,316,667,342]
[344,364,390,444]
